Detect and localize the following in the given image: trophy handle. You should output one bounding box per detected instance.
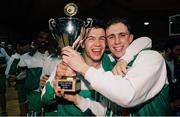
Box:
[73,18,93,50]
[48,18,57,40]
[81,18,93,42]
[85,18,93,28]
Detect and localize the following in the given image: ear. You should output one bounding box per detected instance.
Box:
[129,34,134,43]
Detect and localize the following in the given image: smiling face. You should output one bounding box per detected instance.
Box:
[106,22,133,59]
[82,27,106,63]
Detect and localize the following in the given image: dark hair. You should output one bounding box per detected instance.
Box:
[16,39,31,46]
[32,29,51,41]
[106,18,132,34]
[164,38,180,51]
[91,18,106,29]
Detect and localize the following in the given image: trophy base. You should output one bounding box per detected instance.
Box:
[58,77,81,94]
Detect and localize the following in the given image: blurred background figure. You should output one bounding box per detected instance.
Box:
[5,39,31,116]
[0,42,5,48]
[164,38,180,115]
[18,30,50,116]
[40,37,60,116]
[0,43,10,116]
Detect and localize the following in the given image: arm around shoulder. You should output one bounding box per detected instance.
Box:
[84,50,167,107]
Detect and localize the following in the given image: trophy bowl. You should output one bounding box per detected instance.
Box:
[49,3,93,93]
[49,17,92,50]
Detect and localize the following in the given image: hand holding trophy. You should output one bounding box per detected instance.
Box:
[49,3,93,94]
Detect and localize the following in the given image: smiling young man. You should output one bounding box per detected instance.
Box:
[42,19,107,116]
[60,18,171,116]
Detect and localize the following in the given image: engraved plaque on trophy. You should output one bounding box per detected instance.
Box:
[49,3,92,93]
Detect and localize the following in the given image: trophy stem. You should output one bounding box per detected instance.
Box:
[61,35,66,48]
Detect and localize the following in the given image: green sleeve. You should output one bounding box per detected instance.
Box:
[42,81,56,105]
